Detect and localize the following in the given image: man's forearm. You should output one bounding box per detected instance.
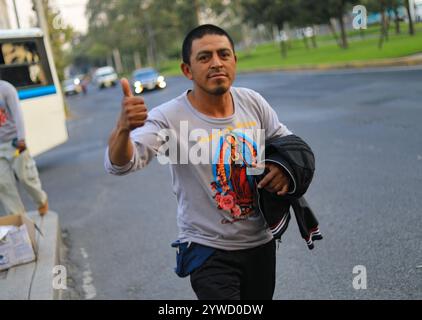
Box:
[108,127,134,166]
[107,78,148,167]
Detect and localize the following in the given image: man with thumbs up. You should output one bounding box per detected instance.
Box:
[107,78,149,167]
[105,24,295,300]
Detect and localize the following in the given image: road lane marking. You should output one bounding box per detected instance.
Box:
[80,247,97,299]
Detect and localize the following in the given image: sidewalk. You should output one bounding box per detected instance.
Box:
[0,211,62,300]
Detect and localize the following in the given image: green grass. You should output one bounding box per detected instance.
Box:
[160,23,422,77]
[315,22,381,42]
[238,30,422,69]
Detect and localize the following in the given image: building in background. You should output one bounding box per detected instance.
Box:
[0,0,38,30]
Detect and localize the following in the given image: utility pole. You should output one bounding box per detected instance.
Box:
[12,0,21,28]
[33,0,50,37]
[33,0,63,87]
[112,48,123,74]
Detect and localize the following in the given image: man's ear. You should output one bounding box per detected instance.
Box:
[234,54,238,63]
[181,62,193,80]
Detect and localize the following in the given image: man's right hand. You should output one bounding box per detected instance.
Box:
[118,78,148,131]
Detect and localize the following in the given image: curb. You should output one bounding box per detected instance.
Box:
[0,211,62,300]
[236,55,422,74]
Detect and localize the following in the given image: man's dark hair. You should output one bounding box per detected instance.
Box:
[182,24,235,65]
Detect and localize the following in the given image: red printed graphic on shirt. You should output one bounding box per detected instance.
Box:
[210,131,260,223]
[0,108,8,126]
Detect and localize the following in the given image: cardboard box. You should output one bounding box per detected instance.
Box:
[0,214,38,271]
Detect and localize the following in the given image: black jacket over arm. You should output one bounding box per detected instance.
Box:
[255,134,323,249]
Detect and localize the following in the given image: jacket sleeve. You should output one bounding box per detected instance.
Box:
[266,134,315,198]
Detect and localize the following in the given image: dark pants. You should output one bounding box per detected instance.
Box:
[190,239,276,300]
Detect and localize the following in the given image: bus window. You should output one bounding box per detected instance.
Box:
[0,39,53,89]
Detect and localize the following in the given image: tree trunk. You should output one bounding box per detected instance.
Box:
[311,26,318,48]
[311,35,317,48]
[280,41,287,58]
[133,51,142,69]
[378,6,385,49]
[242,24,253,56]
[393,7,400,34]
[378,0,388,49]
[284,23,293,49]
[142,10,157,66]
[338,12,348,49]
[385,10,390,41]
[405,0,415,35]
[302,30,310,50]
[329,18,340,46]
[277,24,287,58]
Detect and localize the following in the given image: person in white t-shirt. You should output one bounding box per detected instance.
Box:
[105,24,293,300]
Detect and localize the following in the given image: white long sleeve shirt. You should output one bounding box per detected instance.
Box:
[105,87,292,250]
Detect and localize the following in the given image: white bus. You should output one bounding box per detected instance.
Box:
[0,28,68,156]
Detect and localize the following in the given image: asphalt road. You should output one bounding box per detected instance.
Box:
[25,66,422,299]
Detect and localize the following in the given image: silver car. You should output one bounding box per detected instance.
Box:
[62,78,82,96]
[130,68,166,94]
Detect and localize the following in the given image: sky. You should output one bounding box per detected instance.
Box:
[6,0,88,33]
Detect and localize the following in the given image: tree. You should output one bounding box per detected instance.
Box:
[363,0,404,49]
[390,0,402,34]
[296,0,337,49]
[300,0,356,49]
[405,0,415,35]
[379,0,390,48]
[328,0,355,49]
[77,0,243,71]
[239,0,300,57]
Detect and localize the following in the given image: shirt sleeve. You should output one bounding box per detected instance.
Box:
[104,107,168,175]
[255,91,298,194]
[5,83,26,140]
[255,92,292,141]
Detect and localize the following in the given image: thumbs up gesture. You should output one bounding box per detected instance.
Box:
[118,78,148,131]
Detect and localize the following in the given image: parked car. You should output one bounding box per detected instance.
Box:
[130,67,166,94]
[93,66,118,89]
[62,78,82,96]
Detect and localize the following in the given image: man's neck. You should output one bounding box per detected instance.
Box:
[188,87,234,118]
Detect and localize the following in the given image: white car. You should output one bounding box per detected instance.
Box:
[93,66,118,89]
[62,78,82,96]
